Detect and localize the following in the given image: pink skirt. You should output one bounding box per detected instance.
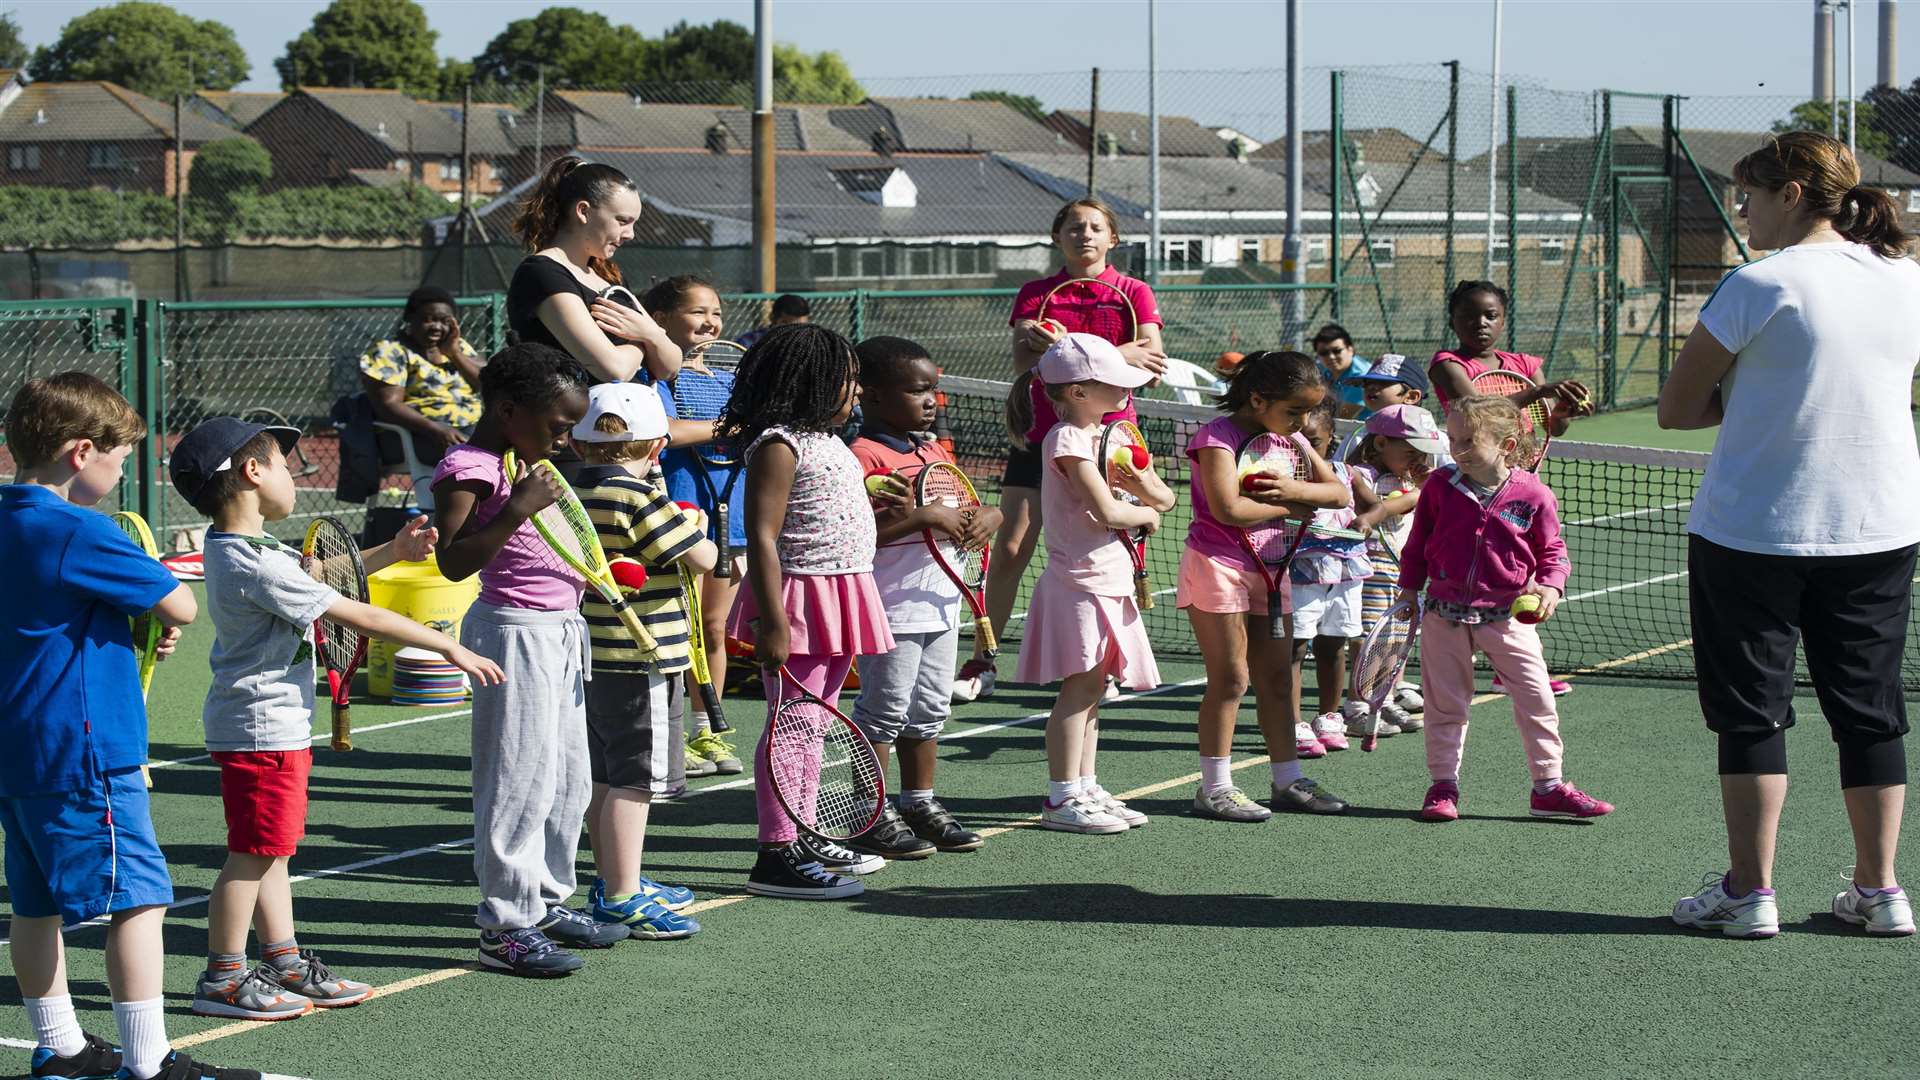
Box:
[1014,572,1160,690]
[726,571,896,657]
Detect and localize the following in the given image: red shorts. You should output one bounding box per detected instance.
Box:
[211,749,312,857]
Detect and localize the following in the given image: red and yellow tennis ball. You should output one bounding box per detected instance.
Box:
[1510,594,1544,623]
[608,557,648,591]
[1109,444,1150,471]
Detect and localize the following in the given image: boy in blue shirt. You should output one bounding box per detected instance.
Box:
[1,373,258,1080]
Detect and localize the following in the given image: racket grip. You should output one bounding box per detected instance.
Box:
[1267,595,1287,641]
[1135,577,1154,611]
[715,508,732,579]
[332,704,353,752]
[976,617,998,657]
[700,684,731,734]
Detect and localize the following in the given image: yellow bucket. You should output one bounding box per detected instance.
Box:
[365,554,481,698]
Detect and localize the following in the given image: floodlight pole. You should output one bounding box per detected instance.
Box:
[1283,0,1302,343]
[1148,0,1162,285]
[1848,0,1858,151]
[753,0,776,293]
[1487,0,1503,275]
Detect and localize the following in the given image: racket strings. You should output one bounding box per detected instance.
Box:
[768,700,883,837]
[307,525,366,670]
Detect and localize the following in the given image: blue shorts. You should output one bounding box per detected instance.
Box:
[0,767,174,923]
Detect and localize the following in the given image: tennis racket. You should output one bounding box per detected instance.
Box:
[1097,419,1155,610]
[765,664,885,843]
[110,511,162,787]
[1234,431,1314,640]
[1469,370,1552,470]
[673,501,731,735]
[1008,275,1143,440]
[303,517,368,753]
[1350,595,1422,752]
[503,450,659,653]
[674,340,747,577]
[913,461,996,657]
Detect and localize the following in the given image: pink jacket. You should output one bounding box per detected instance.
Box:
[1398,464,1570,607]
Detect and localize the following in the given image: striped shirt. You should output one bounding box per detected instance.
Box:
[572,465,704,675]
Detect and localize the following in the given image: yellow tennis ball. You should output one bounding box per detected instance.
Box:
[864,472,895,497]
[1510,594,1543,622]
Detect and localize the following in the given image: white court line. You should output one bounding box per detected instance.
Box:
[1565,570,1688,604]
[1565,498,1692,528]
[147,709,475,772]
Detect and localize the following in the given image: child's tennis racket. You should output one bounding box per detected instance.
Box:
[913,461,996,657]
[674,340,746,577]
[1350,595,1422,752]
[1470,369,1552,470]
[303,517,368,753]
[503,450,659,653]
[1234,431,1313,640]
[673,501,731,734]
[110,511,162,787]
[1008,275,1143,440]
[1097,419,1155,610]
[765,664,885,843]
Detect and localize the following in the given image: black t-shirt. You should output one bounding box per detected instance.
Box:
[506,254,641,358]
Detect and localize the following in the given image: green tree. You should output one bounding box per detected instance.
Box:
[0,12,30,70]
[434,58,475,100]
[968,90,1046,125]
[29,2,246,98]
[189,138,271,196]
[472,7,652,86]
[645,20,865,104]
[276,0,440,96]
[1771,99,1894,160]
[773,44,863,105]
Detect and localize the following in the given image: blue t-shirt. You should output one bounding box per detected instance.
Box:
[657,369,747,550]
[0,486,179,796]
[1322,355,1372,415]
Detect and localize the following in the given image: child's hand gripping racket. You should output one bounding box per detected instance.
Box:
[503,450,658,653]
[111,511,164,786]
[1349,594,1422,752]
[913,461,997,657]
[1233,431,1315,640]
[766,664,886,843]
[669,501,732,734]
[303,516,369,752]
[1469,370,1555,470]
[1098,419,1156,610]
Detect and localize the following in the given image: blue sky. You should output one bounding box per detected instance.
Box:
[6,1,1889,122]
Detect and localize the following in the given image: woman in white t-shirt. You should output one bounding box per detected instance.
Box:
[1661,131,1918,940]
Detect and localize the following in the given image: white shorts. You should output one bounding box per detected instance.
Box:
[1291,579,1364,639]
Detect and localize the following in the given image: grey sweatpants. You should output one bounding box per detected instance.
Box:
[853,625,958,744]
[462,600,591,931]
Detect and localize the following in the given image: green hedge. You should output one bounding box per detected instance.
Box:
[0,183,453,246]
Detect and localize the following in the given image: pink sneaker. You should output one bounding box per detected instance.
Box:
[1418,782,1460,822]
[1530,781,1613,818]
[1310,713,1349,752]
[1293,722,1327,759]
[1490,676,1573,696]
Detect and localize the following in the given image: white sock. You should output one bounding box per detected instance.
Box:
[112,997,168,1079]
[1271,758,1305,788]
[1533,777,1563,795]
[1080,774,1099,795]
[1047,779,1077,804]
[691,713,710,736]
[1199,756,1233,794]
[25,994,85,1057]
[898,788,934,808]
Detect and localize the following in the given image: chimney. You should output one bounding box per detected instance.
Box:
[1881,1,1899,89]
[1229,136,1249,164]
[1815,1,1835,101]
[1098,131,1120,160]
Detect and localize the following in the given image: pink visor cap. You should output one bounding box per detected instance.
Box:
[1363,404,1446,453]
[1036,332,1154,390]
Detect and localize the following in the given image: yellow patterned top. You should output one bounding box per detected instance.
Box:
[358,338,482,427]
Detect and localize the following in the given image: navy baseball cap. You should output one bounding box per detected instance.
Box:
[169,417,300,504]
[1347,352,1430,395]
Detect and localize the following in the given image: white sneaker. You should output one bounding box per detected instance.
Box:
[1392,683,1423,713]
[1383,702,1420,732]
[1833,884,1917,936]
[794,834,887,876]
[1039,795,1129,835]
[1102,677,1123,702]
[1193,785,1272,822]
[1339,700,1397,739]
[1086,784,1148,828]
[1672,872,1780,939]
[951,663,996,704]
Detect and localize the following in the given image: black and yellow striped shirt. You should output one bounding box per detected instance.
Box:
[572,465,704,675]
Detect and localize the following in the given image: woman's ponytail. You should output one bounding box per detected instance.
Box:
[509,154,638,282]
[1838,185,1913,259]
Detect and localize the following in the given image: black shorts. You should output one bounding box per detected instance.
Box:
[584,669,685,793]
[1003,441,1043,490]
[1688,535,1914,787]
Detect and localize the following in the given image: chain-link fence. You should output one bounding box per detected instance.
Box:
[0,297,144,512]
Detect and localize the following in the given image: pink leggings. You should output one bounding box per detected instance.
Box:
[1420,615,1565,784]
[754,652,854,843]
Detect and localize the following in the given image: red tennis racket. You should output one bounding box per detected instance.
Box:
[1233,431,1313,640]
[1008,275,1143,442]
[764,665,886,843]
[913,461,996,657]
[303,517,368,752]
[1097,419,1154,610]
[1469,369,1552,470]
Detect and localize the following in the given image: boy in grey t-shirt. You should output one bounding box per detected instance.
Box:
[171,417,504,1024]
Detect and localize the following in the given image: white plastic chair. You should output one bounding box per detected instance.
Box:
[1157,356,1227,406]
[372,421,435,511]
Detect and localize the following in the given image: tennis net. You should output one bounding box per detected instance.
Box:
[935,374,1920,691]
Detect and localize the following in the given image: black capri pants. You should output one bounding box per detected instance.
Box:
[1689,534,1915,788]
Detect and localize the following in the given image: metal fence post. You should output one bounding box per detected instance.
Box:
[1329,70,1344,326]
[1505,84,1519,348]
[852,290,867,343]
[139,298,164,527]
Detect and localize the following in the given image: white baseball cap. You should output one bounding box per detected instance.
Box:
[573,382,669,442]
[1036,332,1154,390]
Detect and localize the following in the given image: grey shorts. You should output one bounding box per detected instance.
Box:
[852,627,958,744]
[584,669,685,793]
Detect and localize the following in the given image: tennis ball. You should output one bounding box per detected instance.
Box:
[608,557,648,591]
[1510,594,1544,623]
[864,470,899,497]
[1109,445,1150,471]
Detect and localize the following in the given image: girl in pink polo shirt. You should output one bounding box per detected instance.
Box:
[1017,334,1175,835]
[958,198,1167,705]
[1397,395,1615,824]
[1427,280,1595,419]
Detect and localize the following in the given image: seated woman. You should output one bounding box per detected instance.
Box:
[358,285,484,508]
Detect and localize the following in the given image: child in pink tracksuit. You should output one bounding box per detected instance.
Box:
[1396,395,1615,823]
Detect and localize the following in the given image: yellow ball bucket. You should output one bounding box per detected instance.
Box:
[365,554,481,698]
